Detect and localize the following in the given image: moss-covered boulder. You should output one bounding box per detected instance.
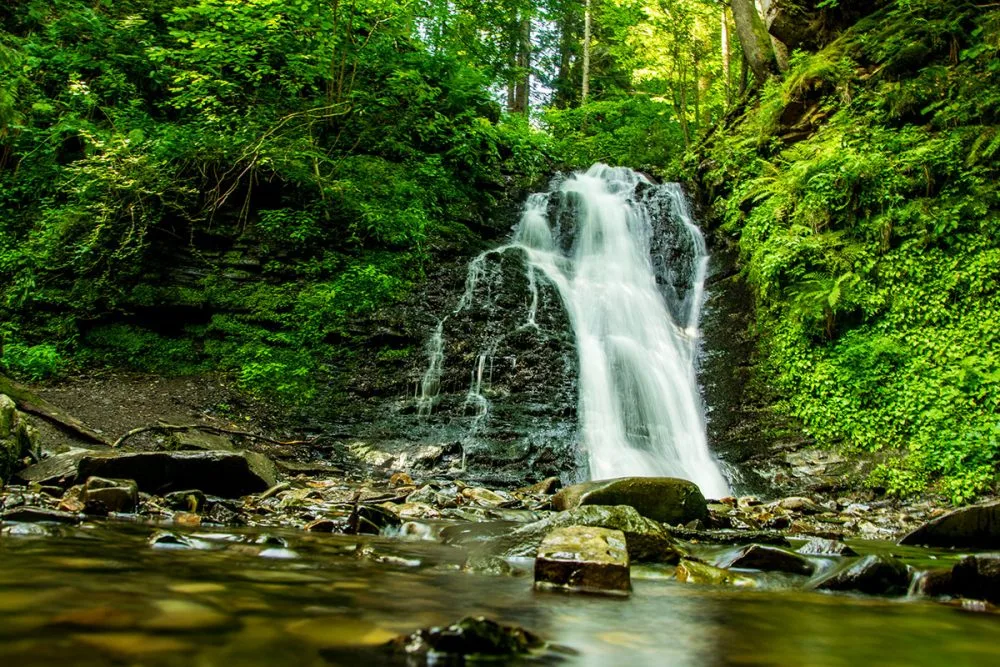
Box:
[552,477,708,526]
[1,394,38,484]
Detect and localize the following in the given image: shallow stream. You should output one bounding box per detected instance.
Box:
[1,520,996,666]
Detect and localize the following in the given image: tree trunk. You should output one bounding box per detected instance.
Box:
[738,51,749,97]
[582,0,591,104]
[730,0,777,83]
[555,8,576,108]
[513,17,531,114]
[721,6,731,106]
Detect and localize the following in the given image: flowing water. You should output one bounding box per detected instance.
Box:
[1,520,996,666]
[419,165,729,497]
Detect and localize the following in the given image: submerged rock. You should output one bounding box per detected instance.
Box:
[386,617,549,663]
[717,544,815,575]
[898,501,1000,549]
[476,505,681,563]
[552,477,708,525]
[812,555,910,595]
[796,537,857,557]
[74,450,277,497]
[534,526,631,595]
[675,559,755,587]
[951,554,1000,603]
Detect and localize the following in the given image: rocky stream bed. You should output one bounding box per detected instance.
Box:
[3,391,1000,665]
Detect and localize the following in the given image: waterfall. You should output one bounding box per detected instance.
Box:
[419,164,730,498]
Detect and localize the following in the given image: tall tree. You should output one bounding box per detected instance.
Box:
[582,0,592,103]
[513,14,532,114]
[730,0,777,83]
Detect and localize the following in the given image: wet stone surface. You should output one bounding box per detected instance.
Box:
[534,526,631,595]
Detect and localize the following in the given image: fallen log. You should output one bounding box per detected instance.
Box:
[0,373,112,446]
[112,421,314,448]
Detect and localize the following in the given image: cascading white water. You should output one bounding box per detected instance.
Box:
[418,164,730,497]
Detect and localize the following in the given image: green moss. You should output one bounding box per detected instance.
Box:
[698,1,1000,503]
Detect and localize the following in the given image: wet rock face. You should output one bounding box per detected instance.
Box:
[534,526,631,595]
[553,477,709,525]
[315,175,726,488]
[898,501,1000,549]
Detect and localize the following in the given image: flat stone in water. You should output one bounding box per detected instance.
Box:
[534,526,631,595]
[72,632,193,657]
[141,599,238,632]
[239,570,327,583]
[285,617,398,647]
[51,606,137,630]
[0,507,82,524]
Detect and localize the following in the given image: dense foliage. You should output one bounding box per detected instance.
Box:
[0,0,550,401]
[2,0,997,503]
[700,1,1000,502]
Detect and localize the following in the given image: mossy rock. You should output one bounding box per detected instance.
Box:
[1,394,37,484]
[552,477,709,526]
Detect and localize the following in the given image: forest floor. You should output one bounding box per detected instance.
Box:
[24,371,288,455]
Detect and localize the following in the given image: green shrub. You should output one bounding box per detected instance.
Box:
[0,343,65,380]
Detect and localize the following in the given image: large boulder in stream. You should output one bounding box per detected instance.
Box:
[73,450,278,497]
[951,554,1000,603]
[812,555,910,595]
[552,477,709,526]
[898,501,1000,549]
[717,544,815,576]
